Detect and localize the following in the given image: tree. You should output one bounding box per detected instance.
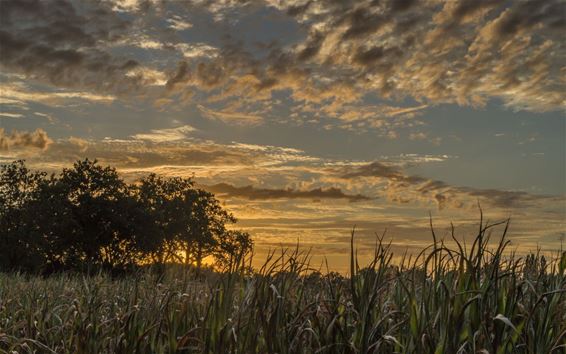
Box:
[0,159,254,274]
[135,173,195,264]
[0,160,46,213]
[0,161,48,272]
[214,230,253,271]
[135,174,237,268]
[181,188,236,268]
[56,159,147,271]
[18,175,79,272]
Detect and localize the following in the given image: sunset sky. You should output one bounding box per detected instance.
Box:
[1,0,564,271]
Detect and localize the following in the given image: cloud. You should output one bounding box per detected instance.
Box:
[409,132,427,141]
[125,67,167,86]
[340,161,561,210]
[167,15,193,31]
[31,138,252,175]
[271,0,564,112]
[0,112,23,119]
[205,183,372,202]
[342,161,410,181]
[9,132,325,190]
[177,43,219,59]
[1,82,116,107]
[2,125,556,215]
[0,0,156,96]
[1,0,562,119]
[0,128,52,151]
[131,125,196,143]
[165,61,192,92]
[409,132,442,145]
[67,136,89,152]
[30,133,316,173]
[198,105,263,126]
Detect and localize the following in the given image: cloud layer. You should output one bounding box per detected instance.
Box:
[205,183,372,202]
[1,0,563,129]
[339,161,562,210]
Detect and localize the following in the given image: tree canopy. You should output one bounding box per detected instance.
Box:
[0,159,252,274]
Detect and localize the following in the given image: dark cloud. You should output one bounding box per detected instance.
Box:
[342,161,402,179]
[205,183,372,202]
[0,128,52,151]
[44,141,252,169]
[341,7,387,40]
[0,0,142,94]
[389,0,419,13]
[448,0,503,25]
[342,161,425,184]
[166,61,191,92]
[353,45,403,67]
[297,30,325,61]
[286,0,312,17]
[341,161,559,209]
[494,0,566,37]
[195,61,227,88]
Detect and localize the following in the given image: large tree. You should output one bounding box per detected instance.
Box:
[0,161,49,272]
[135,173,195,264]
[56,159,148,271]
[0,159,254,273]
[135,174,238,268]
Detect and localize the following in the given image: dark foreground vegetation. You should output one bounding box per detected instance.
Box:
[0,160,252,274]
[1,219,565,353]
[0,160,565,353]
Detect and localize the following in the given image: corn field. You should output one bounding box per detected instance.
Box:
[1,218,565,353]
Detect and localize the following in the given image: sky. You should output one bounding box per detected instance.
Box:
[0,0,565,271]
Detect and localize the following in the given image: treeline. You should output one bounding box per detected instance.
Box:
[0,159,252,274]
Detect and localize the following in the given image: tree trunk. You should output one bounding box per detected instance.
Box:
[196,245,202,269]
[185,245,191,266]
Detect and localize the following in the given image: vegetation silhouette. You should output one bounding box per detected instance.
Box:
[0,159,252,274]
[1,160,565,353]
[0,214,564,353]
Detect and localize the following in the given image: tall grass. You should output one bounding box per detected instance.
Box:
[1,217,565,353]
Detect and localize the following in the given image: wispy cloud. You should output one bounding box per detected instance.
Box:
[198,105,264,126]
[0,82,116,108]
[131,125,197,143]
[167,16,193,31]
[0,112,23,119]
[205,183,372,202]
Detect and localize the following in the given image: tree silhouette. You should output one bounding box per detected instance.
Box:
[135,173,239,267]
[135,173,195,264]
[214,230,253,271]
[0,160,49,272]
[54,159,147,271]
[0,159,253,274]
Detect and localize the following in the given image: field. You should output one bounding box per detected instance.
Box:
[1,219,565,354]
